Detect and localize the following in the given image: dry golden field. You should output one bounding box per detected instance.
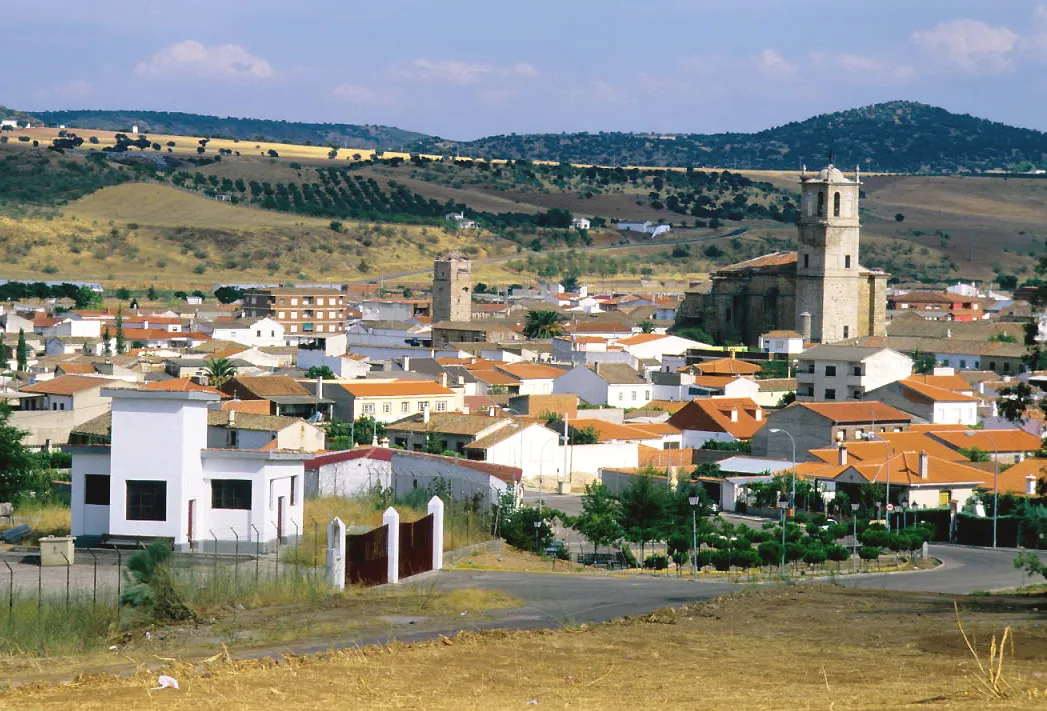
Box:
[2,585,1045,710]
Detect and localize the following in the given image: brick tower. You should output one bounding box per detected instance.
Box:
[432,256,471,323]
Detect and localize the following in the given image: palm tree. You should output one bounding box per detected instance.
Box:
[203,357,236,387]
[523,310,565,339]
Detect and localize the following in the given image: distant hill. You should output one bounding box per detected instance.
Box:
[411,101,1047,174]
[0,105,40,125]
[27,109,427,151]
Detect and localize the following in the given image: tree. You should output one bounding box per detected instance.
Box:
[267,149,279,158]
[15,329,27,372]
[617,475,670,562]
[102,326,112,356]
[114,307,126,355]
[638,319,655,334]
[523,310,565,339]
[912,350,936,374]
[1013,550,1045,581]
[213,286,244,304]
[203,357,236,387]
[568,424,599,445]
[826,544,850,570]
[305,365,337,379]
[574,482,623,556]
[560,274,580,293]
[997,382,1033,425]
[894,213,905,222]
[115,287,131,301]
[0,406,33,501]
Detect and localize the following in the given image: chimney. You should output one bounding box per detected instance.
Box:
[1027,475,1037,496]
[402,356,410,372]
[754,407,763,422]
[422,403,430,424]
[729,409,738,422]
[946,328,952,339]
[799,312,812,342]
[919,450,929,480]
[228,409,236,427]
[315,375,323,400]
[440,372,448,388]
[837,443,847,466]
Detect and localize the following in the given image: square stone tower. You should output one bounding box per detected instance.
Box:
[794,164,862,343]
[432,256,471,323]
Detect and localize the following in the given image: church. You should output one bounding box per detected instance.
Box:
[678,163,888,346]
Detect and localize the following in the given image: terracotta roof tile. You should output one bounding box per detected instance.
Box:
[340,380,454,398]
[22,375,115,396]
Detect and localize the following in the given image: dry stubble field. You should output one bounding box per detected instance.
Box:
[2,585,1045,710]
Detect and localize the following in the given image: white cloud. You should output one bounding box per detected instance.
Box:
[808,52,916,83]
[392,58,538,86]
[752,49,798,79]
[568,80,632,107]
[912,19,1018,74]
[1019,4,1047,56]
[331,83,402,107]
[134,40,274,81]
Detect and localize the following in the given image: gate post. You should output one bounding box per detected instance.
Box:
[326,517,346,591]
[383,507,400,585]
[427,496,444,571]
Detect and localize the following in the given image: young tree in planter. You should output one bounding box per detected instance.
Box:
[574,482,622,557]
[114,307,126,354]
[858,545,882,569]
[826,544,850,571]
[617,475,670,563]
[102,326,112,356]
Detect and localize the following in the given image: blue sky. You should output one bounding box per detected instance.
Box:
[5,1,1047,139]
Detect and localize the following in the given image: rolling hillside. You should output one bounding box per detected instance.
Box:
[413,101,1047,174]
[27,109,426,151]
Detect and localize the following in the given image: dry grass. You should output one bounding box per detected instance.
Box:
[2,585,1046,709]
[454,548,587,574]
[5,502,71,544]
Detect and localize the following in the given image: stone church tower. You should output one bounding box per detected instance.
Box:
[432,256,472,323]
[795,164,862,343]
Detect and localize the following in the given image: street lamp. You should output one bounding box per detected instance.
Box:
[965,430,999,548]
[850,502,859,572]
[533,519,543,553]
[769,428,797,576]
[688,494,700,581]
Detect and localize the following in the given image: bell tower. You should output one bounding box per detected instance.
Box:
[794,163,861,343]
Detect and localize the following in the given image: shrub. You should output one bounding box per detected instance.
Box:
[621,543,638,568]
[826,545,850,565]
[732,549,760,570]
[643,553,669,570]
[803,545,827,565]
[858,546,881,561]
[710,549,733,571]
[758,540,782,567]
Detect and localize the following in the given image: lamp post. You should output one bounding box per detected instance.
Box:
[533,519,542,553]
[769,428,796,575]
[850,502,859,572]
[688,495,700,581]
[965,430,999,548]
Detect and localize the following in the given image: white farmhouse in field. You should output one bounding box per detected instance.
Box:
[68,388,308,552]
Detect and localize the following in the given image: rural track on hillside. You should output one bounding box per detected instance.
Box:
[349,227,748,283]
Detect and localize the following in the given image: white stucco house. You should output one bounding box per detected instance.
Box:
[552,363,651,407]
[758,330,805,356]
[613,333,710,362]
[209,317,286,348]
[68,388,308,553]
[796,345,913,402]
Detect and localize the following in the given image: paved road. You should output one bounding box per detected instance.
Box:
[842,544,1029,595]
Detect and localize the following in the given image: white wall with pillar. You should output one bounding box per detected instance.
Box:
[383,506,400,585]
[326,516,346,591]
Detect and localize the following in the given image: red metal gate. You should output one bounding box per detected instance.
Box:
[346,524,389,586]
[398,514,434,579]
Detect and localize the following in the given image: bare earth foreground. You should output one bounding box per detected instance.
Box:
[2,585,1045,710]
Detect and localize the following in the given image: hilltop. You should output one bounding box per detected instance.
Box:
[27,109,426,151]
[413,101,1047,174]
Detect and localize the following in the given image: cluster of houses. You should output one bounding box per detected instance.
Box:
[2,262,1044,554]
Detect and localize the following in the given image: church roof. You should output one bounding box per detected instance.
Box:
[802,163,855,184]
[714,251,797,276]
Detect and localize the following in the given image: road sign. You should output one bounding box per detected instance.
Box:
[886,503,895,512]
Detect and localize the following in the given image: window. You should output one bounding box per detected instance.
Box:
[383,402,391,414]
[806,386,815,397]
[825,365,837,376]
[228,430,239,448]
[417,401,429,412]
[436,401,447,412]
[631,390,637,400]
[817,191,825,216]
[1003,362,1011,372]
[291,298,298,306]
[842,326,849,339]
[291,312,298,319]
[126,481,167,521]
[853,390,863,399]
[316,298,324,306]
[618,392,624,402]
[645,390,650,400]
[290,476,298,505]
[363,403,375,415]
[278,311,285,319]
[844,255,851,269]
[256,330,261,337]
[84,474,110,506]
[853,366,862,376]
[833,192,841,217]
[803,254,809,269]
[401,401,409,413]
[212,479,251,510]
[824,388,836,400]
[959,360,967,368]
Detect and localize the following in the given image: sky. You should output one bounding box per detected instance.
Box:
[4,1,1047,140]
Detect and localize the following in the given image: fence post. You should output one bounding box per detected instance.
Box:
[327,517,346,591]
[37,557,42,615]
[427,496,444,572]
[210,530,218,580]
[384,507,400,585]
[60,552,70,606]
[250,524,260,582]
[272,522,280,579]
[3,561,11,615]
[312,518,319,571]
[88,550,98,607]
[292,520,300,572]
[230,528,239,595]
[116,549,122,605]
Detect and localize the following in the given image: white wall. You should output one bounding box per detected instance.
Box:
[607,383,652,408]
[70,451,112,537]
[306,456,391,498]
[483,424,559,480]
[567,442,639,476]
[553,367,607,405]
[932,401,978,426]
